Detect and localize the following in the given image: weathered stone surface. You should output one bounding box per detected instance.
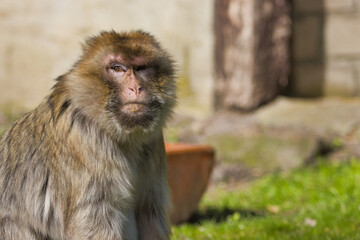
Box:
[295,0,356,13]
[324,60,356,96]
[255,97,360,137]
[214,0,255,110]
[325,0,354,12]
[291,63,324,97]
[326,14,360,57]
[0,0,214,113]
[291,0,326,98]
[214,0,291,110]
[294,0,323,13]
[197,110,322,178]
[205,128,319,172]
[292,0,360,99]
[167,97,360,183]
[293,15,322,61]
[356,60,360,94]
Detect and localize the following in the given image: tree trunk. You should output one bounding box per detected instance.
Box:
[214,0,291,111]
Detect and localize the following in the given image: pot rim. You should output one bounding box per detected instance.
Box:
[165,142,214,156]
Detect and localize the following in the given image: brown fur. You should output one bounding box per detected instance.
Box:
[0,30,176,240]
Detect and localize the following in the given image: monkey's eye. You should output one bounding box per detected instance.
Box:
[111,64,127,72]
[135,65,147,71]
[112,66,121,72]
[135,65,155,77]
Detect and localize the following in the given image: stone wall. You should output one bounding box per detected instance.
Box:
[1,0,360,116]
[0,0,214,114]
[214,0,291,110]
[292,0,360,97]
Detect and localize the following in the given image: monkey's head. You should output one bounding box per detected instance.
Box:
[64,31,176,140]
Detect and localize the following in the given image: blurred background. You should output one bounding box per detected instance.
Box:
[0,0,360,111]
[1,0,360,237]
[0,0,214,113]
[1,0,358,114]
[1,0,360,198]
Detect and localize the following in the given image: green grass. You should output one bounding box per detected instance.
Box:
[172,160,360,239]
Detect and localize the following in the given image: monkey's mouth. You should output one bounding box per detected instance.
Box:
[117,101,160,129]
[122,102,147,114]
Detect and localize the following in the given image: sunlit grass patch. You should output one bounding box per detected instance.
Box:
[172,160,360,240]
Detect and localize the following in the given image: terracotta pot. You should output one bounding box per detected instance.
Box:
[165,143,215,225]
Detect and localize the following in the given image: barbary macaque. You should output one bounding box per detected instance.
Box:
[0,30,176,240]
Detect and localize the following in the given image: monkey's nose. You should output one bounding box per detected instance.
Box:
[129,87,143,93]
[128,87,143,96]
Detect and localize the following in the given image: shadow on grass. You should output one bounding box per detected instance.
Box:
[186,207,265,224]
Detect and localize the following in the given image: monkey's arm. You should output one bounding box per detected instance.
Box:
[137,137,171,240]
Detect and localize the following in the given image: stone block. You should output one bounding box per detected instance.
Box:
[0,0,215,114]
[294,0,323,13]
[326,14,360,56]
[324,60,356,96]
[293,15,322,61]
[356,60,360,95]
[291,63,324,97]
[214,0,291,110]
[256,97,360,137]
[201,110,322,175]
[206,131,319,172]
[0,37,56,108]
[325,0,354,12]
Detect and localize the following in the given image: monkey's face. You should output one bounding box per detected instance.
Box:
[104,54,164,130]
[77,31,176,135]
